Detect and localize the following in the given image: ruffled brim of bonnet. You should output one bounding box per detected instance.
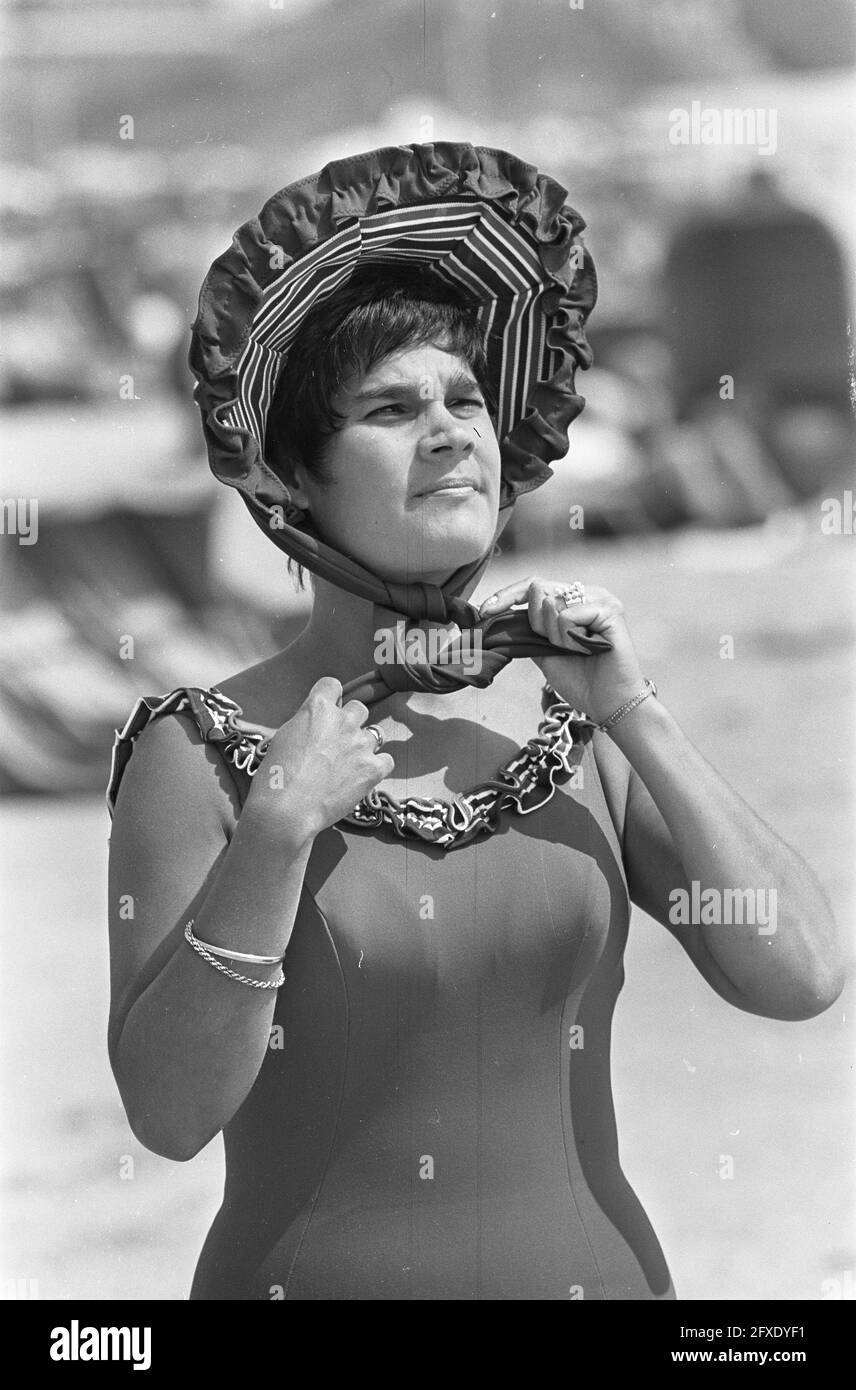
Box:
[188,143,597,575]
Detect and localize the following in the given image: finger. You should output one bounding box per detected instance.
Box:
[361,724,385,753]
[553,600,616,634]
[555,627,615,655]
[538,590,564,647]
[539,592,622,652]
[535,579,580,639]
[479,578,607,620]
[372,753,395,778]
[341,698,369,726]
[310,675,344,704]
[478,577,538,617]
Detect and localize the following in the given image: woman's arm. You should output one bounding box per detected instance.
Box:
[108,715,315,1161]
[108,676,393,1161]
[479,576,846,1021]
[605,702,845,1020]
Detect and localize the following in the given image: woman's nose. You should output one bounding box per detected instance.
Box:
[417,405,476,460]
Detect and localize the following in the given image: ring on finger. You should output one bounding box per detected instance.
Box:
[556,582,586,610]
[365,723,385,752]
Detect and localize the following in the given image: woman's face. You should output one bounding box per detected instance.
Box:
[289,342,502,583]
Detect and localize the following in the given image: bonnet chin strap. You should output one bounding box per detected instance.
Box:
[251,496,610,707]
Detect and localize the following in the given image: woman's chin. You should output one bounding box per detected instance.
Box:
[408,531,494,576]
[328,507,497,583]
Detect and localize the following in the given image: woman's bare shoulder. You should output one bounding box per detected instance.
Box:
[111,640,320,830]
[111,704,242,839]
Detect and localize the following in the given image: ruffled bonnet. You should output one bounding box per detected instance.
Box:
[187,142,603,699]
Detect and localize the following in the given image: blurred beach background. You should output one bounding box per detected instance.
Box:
[1,0,854,1301]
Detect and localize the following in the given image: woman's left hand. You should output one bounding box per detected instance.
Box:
[479,576,648,726]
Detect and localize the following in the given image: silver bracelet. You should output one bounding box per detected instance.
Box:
[184,922,285,989]
[599,679,658,733]
[184,919,284,964]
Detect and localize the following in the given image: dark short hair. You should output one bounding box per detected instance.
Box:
[264,264,494,589]
[266,264,492,476]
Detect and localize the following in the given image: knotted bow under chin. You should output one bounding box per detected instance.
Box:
[275,519,612,707]
[344,599,610,706]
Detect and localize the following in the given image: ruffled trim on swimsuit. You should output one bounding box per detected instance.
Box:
[106,685,259,818]
[106,682,595,848]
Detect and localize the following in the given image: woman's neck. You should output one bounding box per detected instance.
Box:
[292,572,484,689]
[218,557,502,728]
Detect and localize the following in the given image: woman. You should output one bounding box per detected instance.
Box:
[106,144,843,1301]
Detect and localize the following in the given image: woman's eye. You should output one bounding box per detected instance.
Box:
[366,396,484,418]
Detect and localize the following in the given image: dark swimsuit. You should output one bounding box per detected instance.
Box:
[107,685,676,1301]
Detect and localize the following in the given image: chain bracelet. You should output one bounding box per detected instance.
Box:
[184,923,285,989]
[599,678,658,733]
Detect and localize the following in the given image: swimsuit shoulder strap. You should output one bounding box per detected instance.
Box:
[106,685,264,818]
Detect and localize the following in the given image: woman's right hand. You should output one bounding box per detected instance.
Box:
[242,675,394,844]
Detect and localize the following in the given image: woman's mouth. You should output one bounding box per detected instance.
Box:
[417,477,480,497]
